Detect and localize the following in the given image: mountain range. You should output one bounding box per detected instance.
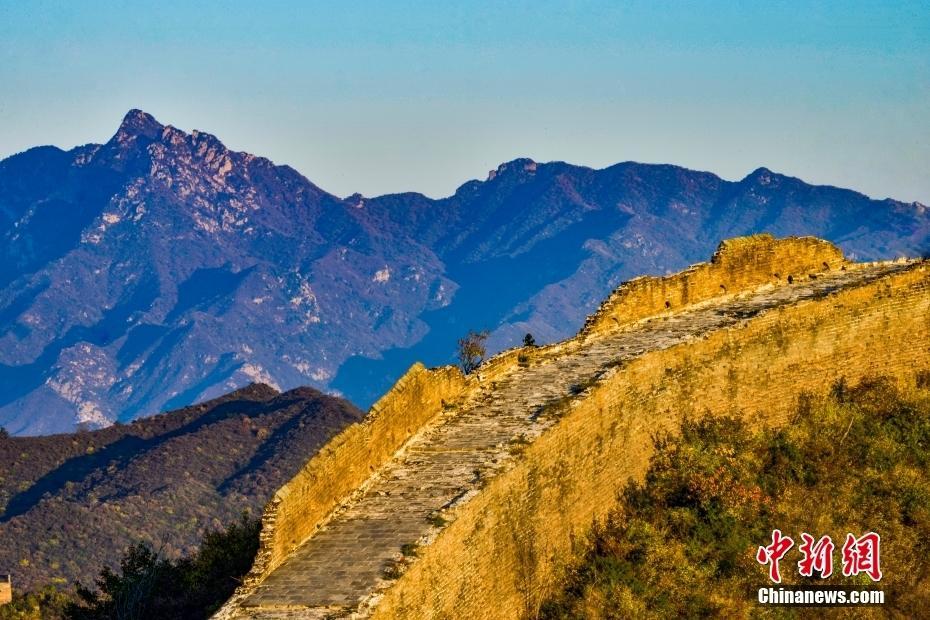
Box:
[1,109,928,434]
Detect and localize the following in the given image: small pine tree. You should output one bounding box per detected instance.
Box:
[522,333,536,347]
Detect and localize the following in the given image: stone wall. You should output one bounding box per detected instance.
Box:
[242,362,471,585]
[371,263,930,619]
[582,234,846,337]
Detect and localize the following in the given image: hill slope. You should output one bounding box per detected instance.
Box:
[0,384,363,591]
[541,377,930,618]
[1,110,928,433]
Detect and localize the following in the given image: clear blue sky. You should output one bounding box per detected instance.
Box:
[1,1,927,202]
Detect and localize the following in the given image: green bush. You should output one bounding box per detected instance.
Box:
[0,585,72,620]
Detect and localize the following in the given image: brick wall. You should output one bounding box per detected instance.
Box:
[372,263,930,619]
[217,236,928,619]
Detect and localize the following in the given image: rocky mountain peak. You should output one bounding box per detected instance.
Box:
[486,158,538,181]
[115,108,164,141]
[742,166,783,187]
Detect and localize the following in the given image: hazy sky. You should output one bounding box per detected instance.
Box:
[1,1,928,202]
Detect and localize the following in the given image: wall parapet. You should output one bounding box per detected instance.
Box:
[582,234,847,337]
[240,362,470,588]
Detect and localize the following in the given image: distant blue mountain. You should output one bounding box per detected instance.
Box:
[1,110,928,434]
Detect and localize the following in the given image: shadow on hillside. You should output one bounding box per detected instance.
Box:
[0,395,284,522]
[215,394,357,496]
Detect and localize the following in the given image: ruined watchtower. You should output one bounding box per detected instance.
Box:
[0,574,11,606]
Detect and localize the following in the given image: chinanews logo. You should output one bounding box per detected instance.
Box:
[754,530,884,606]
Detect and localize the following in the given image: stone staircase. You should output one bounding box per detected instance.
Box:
[222,260,916,619]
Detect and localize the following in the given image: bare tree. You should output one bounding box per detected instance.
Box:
[457,330,489,374]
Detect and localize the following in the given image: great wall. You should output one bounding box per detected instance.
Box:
[216,234,930,619]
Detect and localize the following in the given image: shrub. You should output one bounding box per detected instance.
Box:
[916,370,930,390]
[0,585,71,620]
